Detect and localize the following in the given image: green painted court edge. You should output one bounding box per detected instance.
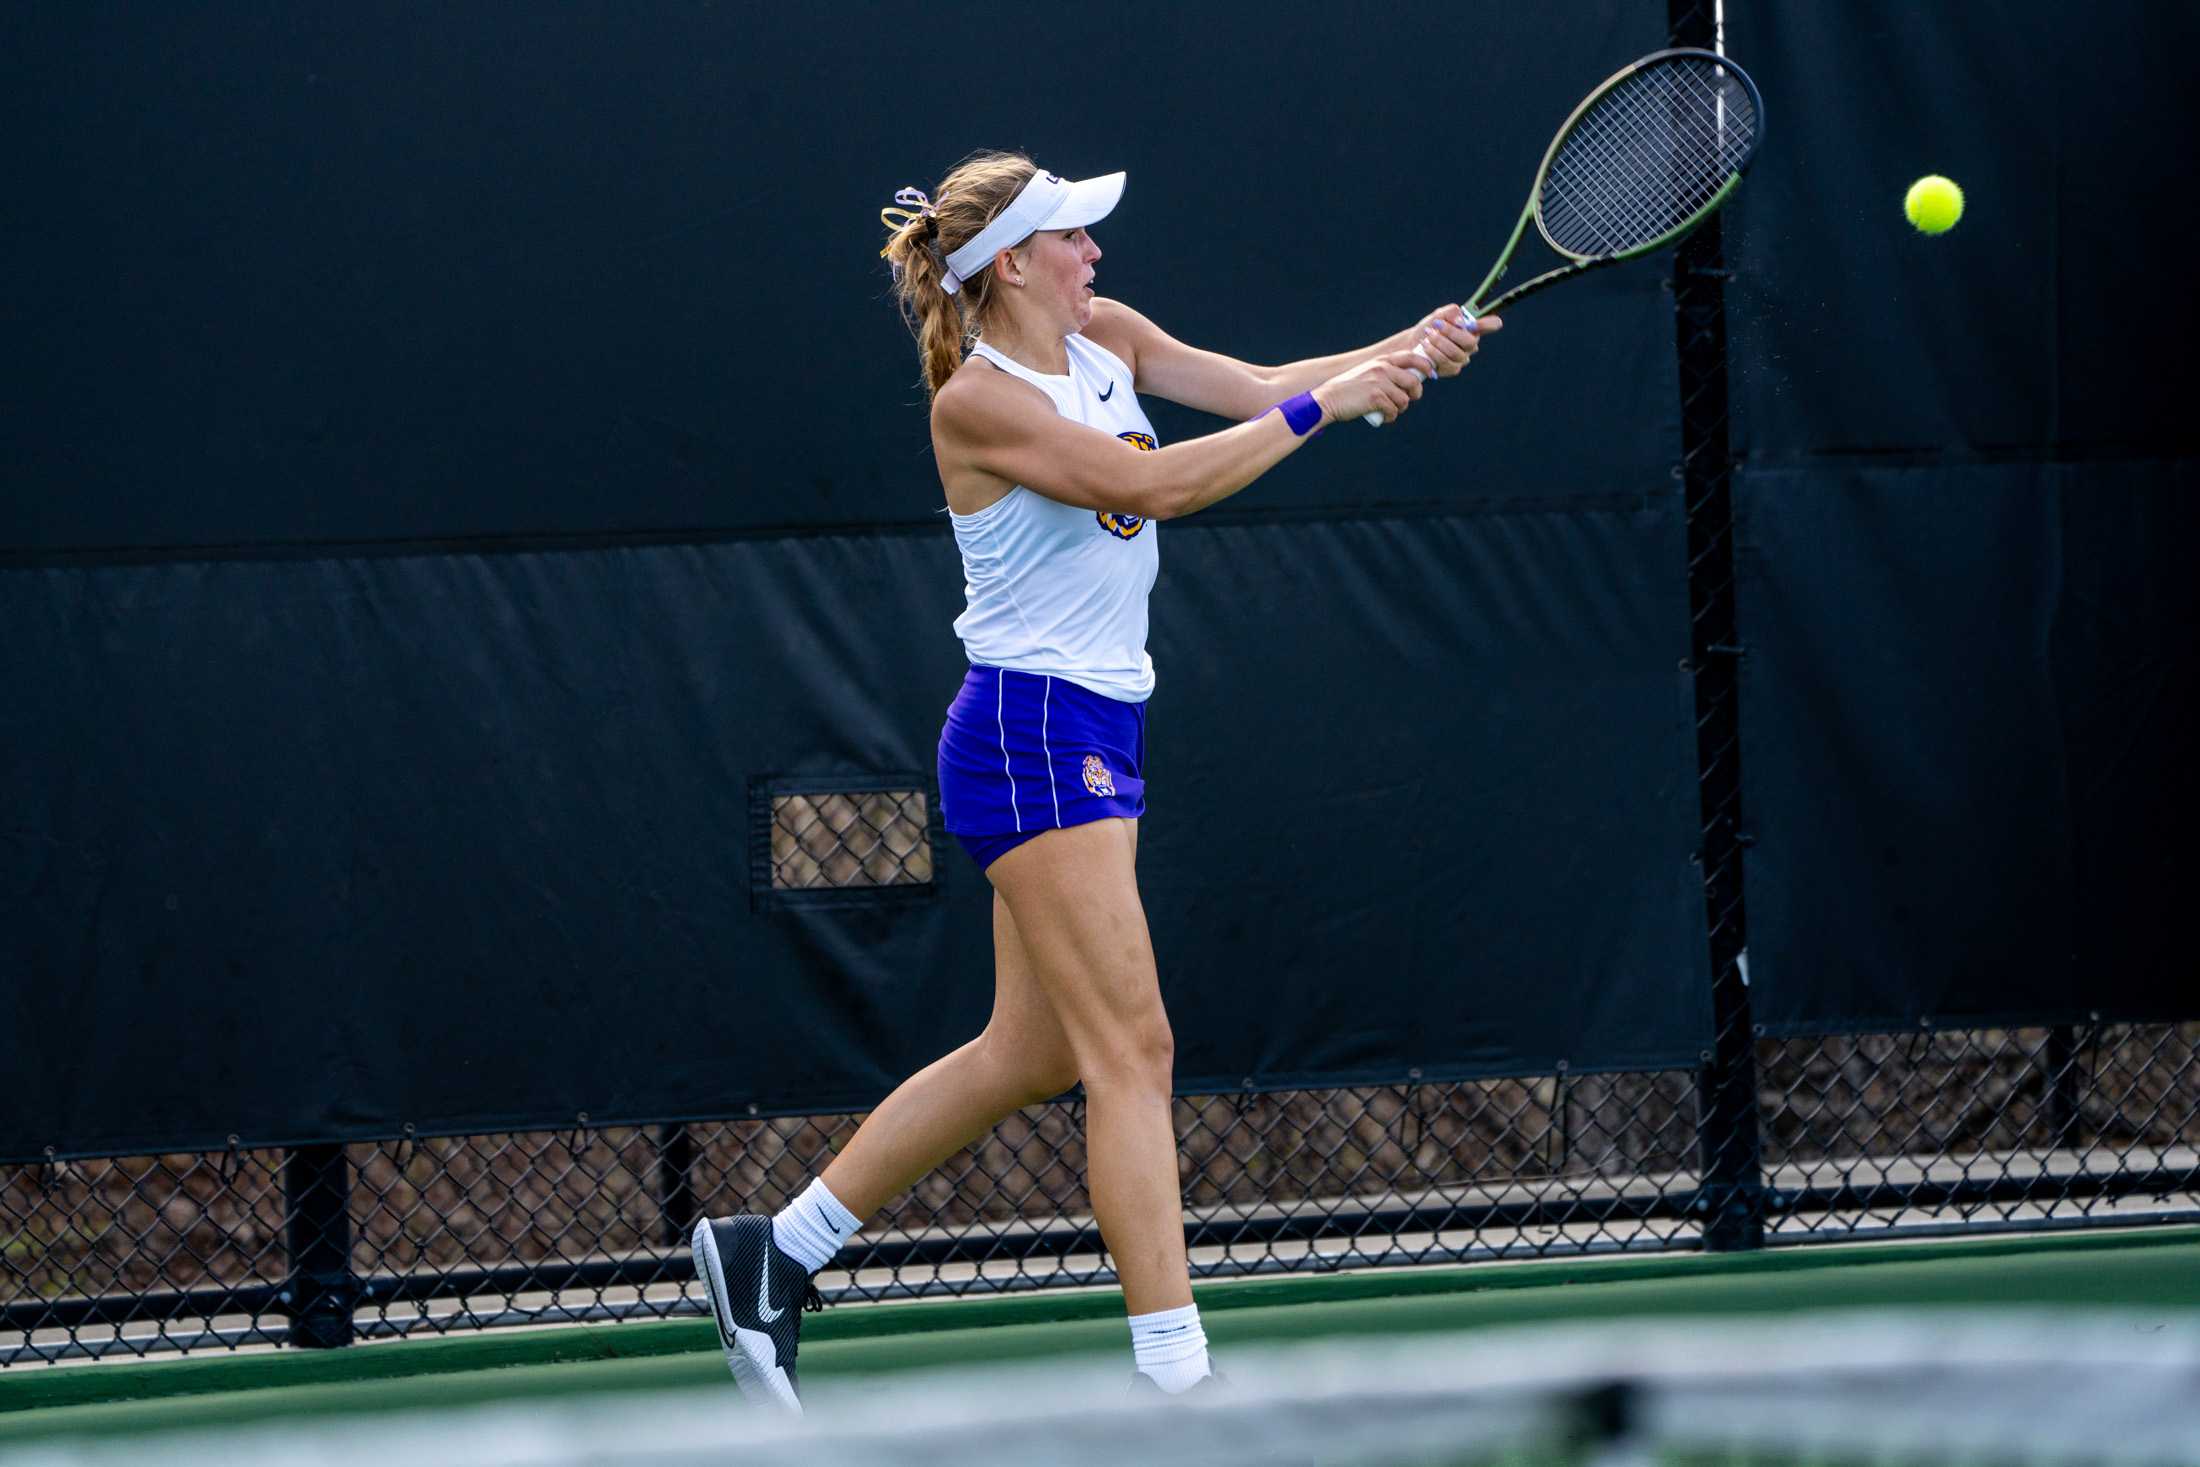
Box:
[5,1225,2196,1416]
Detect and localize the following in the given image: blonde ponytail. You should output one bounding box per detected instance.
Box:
[879,151,1037,396]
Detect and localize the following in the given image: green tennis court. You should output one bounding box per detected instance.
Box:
[8,1228,2197,1458]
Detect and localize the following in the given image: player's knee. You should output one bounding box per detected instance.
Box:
[1077,1010,1174,1097]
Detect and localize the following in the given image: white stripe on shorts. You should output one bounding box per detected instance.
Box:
[997,673,1021,833]
[1041,676,1061,827]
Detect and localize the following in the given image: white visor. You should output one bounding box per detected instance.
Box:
[941,169,1125,294]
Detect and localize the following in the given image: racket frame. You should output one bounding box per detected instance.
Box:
[1467,47,1763,317]
[1361,47,1761,427]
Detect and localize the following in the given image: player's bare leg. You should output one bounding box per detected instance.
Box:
[984,819,1212,1392]
[982,818,1188,1315]
[819,893,1080,1216]
[695,886,1081,1412]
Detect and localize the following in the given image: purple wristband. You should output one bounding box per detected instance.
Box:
[1271,391,1324,437]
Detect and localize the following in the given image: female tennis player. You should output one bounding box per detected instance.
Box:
[693,151,1499,1413]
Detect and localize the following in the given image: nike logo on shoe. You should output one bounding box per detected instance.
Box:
[1098,381,1115,401]
[756,1260,782,1323]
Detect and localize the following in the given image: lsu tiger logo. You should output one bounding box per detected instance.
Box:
[1099,431,1157,539]
[1081,755,1117,798]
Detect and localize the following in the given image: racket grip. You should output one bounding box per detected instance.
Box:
[1362,313,1477,426]
[1361,345,1435,428]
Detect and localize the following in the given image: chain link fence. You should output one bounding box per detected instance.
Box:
[6,1026,2195,1364]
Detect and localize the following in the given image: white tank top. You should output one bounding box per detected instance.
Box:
[949,333,1161,702]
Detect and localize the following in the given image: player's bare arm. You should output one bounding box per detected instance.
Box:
[933,345,1426,521]
[1085,296,1499,421]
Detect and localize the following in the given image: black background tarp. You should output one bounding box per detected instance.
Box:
[6,1,1720,1162]
[1722,2,2200,1032]
[3,510,1708,1161]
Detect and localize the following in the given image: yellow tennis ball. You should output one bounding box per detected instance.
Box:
[1905,175,1964,235]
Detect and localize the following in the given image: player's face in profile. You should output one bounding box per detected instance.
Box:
[1019,227,1102,329]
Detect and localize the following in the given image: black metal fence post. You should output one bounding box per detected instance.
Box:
[2045,1025,2085,1148]
[655,1123,697,1249]
[282,1143,357,1349]
[1672,0,1767,1253]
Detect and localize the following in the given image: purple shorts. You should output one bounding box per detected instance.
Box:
[937,666,1148,872]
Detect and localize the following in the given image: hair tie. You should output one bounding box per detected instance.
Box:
[879,186,939,248]
[880,186,961,292]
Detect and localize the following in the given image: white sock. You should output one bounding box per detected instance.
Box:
[770,1178,862,1274]
[1129,1303,1211,1394]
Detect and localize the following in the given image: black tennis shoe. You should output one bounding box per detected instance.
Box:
[691,1214,824,1413]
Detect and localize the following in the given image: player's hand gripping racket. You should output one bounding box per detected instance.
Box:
[1365,47,1763,425]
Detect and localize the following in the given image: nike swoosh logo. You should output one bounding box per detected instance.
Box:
[756,1260,782,1323]
[1098,381,1115,401]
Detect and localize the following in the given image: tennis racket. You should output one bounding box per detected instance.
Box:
[1365,47,1763,425]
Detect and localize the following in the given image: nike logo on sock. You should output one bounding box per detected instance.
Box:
[1098,381,1115,401]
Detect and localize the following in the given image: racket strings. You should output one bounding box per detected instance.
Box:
[1551,71,1738,250]
[1550,66,1751,252]
[1540,59,1758,258]
[1552,68,1739,248]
